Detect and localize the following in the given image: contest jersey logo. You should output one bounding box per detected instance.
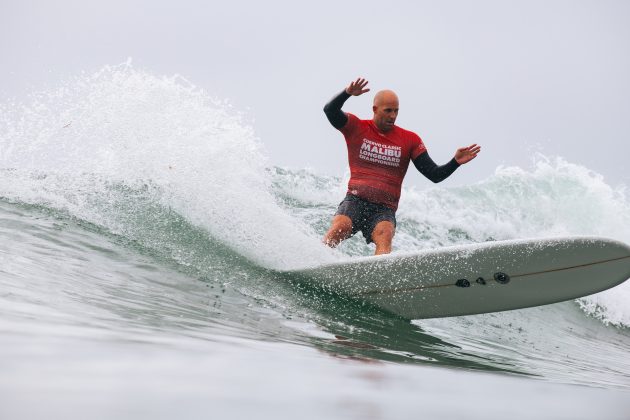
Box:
[359,138,401,167]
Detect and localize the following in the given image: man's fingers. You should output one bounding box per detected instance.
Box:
[347,77,370,96]
[457,144,481,162]
[455,144,481,164]
[466,144,481,154]
[351,77,369,87]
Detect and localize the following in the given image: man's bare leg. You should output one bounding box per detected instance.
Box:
[371,220,395,255]
[323,215,353,248]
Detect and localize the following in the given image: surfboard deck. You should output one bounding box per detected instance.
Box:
[286,237,630,320]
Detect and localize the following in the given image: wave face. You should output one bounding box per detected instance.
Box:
[2,65,630,413]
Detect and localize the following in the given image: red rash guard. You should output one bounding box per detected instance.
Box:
[339,113,427,210]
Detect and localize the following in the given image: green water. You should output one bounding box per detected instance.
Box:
[1,200,629,419]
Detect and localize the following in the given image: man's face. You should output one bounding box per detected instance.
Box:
[372,95,399,133]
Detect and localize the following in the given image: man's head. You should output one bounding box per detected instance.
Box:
[372,90,399,133]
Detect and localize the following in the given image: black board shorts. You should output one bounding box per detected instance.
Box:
[335,194,397,244]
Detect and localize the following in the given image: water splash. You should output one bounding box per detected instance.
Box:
[0,63,334,270]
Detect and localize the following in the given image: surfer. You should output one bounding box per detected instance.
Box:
[322,77,480,255]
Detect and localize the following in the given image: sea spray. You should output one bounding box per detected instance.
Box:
[0,63,335,271]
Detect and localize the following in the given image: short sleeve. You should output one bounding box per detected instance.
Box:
[410,133,427,160]
[339,113,361,136]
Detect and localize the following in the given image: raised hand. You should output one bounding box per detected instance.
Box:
[454,144,481,165]
[345,78,370,96]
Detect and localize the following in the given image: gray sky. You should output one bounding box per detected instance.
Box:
[2,0,629,188]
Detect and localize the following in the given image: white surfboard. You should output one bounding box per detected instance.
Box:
[287,237,630,319]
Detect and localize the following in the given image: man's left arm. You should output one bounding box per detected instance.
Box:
[413,144,480,183]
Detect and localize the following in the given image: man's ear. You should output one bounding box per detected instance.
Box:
[372,105,377,113]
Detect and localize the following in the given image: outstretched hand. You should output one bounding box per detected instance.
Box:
[454,144,481,165]
[345,78,370,96]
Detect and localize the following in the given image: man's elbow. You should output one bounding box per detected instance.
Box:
[425,174,444,184]
[417,171,442,184]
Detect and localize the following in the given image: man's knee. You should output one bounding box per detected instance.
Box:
[372,221,394,255]
[330,215,352,232]
[372,221,395,240]
[324,215,353,246]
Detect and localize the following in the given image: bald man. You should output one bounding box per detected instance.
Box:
[322,78,480,255]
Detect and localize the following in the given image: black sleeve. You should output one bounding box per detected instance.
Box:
[323,90,351,129]
[412,151,460,183]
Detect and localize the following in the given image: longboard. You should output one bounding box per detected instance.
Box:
[287,237,630,319]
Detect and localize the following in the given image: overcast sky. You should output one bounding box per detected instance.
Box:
[2,0,629,188]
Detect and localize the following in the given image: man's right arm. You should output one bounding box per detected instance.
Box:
[323,78,370,129]
[323,90,351,129]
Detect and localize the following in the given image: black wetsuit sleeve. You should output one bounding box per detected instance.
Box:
[323,90,351,129]
[412,151,460,183]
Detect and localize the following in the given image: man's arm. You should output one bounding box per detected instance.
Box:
[323,90,351,129]
[412,152,460,183]
[323,77,370,129]
[413,144,481,183]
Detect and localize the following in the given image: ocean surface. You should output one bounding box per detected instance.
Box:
[1,65,630,419]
